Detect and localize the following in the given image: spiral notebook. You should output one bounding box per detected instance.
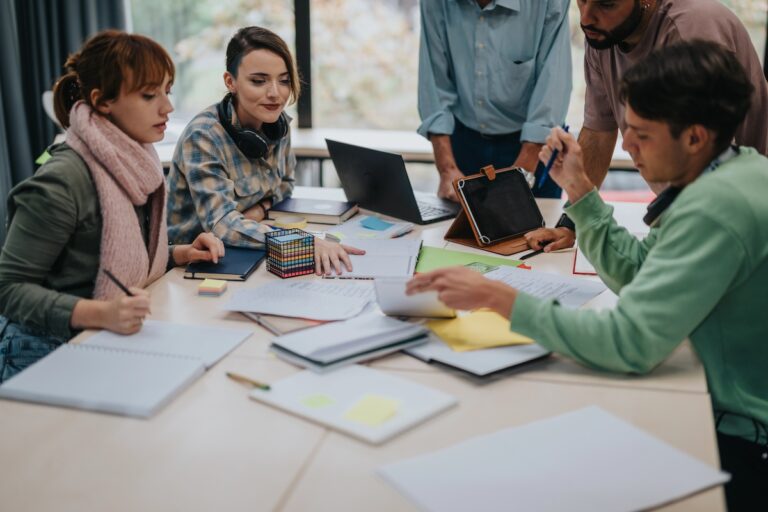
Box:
[0,344,204,418]
[0,321,252,418]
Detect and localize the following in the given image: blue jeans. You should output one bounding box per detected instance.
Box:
[0,316,65,383]
[450,120,562,199]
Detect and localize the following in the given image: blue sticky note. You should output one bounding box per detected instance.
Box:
[360,216,394,231]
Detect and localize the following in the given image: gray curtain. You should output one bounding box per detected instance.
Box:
[0,0,125,242]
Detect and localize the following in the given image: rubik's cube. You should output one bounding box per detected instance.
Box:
[265,229,315,278]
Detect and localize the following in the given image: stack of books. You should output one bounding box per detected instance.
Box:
[267,197,358,225]
[265,229,315,278]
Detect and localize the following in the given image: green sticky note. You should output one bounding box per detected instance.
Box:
[35,150,52,165]
[415,246,521,273]
[302,394,335,408]
[344,394,400,426]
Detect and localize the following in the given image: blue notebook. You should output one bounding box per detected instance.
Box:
[184,247,265,281]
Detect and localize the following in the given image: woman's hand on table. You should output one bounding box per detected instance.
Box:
[173,233,226,265]
[314,238,365,276]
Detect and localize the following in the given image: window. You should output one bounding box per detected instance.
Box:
[309,0,420,130]
[129,0,295,120]
[131,0,767,129]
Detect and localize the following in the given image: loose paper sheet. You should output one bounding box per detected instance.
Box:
[379,406,729,512]
[427,310,533,352]
[484,266,607,308]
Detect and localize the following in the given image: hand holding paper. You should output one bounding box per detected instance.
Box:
[407,266,517,318]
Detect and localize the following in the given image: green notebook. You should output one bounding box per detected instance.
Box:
[415,246,521,274]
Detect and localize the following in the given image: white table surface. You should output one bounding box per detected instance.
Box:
[0,189,721,512]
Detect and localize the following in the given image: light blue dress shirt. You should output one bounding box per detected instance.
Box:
[418,0,572,144]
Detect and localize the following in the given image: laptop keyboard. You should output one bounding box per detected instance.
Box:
[417,201,453,219]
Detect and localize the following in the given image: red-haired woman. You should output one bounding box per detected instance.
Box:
[0,30,222,382]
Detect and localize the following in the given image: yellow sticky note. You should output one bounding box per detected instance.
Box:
[198,278,227,296]
[427,309,533,352]
[344,394,400,426]
[302,394,335,408]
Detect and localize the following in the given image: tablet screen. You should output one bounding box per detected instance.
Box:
[457,170,543,245]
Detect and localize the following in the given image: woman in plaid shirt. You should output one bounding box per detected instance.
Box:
[167,26,363,275]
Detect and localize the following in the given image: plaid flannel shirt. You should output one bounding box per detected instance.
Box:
[166,103,295,248]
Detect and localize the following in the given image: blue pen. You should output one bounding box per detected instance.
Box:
[537,125,570,188]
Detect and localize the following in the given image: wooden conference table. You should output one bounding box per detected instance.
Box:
[0,189,722,512]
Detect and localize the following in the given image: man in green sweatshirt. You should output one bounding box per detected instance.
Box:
[407,40,767,510]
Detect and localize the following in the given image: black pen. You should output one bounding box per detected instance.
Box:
[102,269,134,296]
[519,241,552,261]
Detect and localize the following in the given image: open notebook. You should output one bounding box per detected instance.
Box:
[323,239,422,279]
[0,320,252,418]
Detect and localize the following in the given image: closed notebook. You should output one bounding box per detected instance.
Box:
[271,313,428,372]
[250,365,457,444]
[0,344,204,418]
[405,336,550,378]
[325,215,414,243]
[184,247,266,281]
[268,197,358,224]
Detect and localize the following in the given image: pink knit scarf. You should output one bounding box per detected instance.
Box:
[66,102,168,300]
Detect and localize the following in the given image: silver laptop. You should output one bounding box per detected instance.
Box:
[326,139,460,224]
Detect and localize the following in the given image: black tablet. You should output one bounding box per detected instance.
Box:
[456,169,544,245]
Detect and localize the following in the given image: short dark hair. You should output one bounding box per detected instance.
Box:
[225,26,301,104]
[619,40,753,151]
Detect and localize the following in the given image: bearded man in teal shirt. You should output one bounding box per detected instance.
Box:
[409,40,767,510]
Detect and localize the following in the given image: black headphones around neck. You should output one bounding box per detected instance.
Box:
[643,186,682,227]
[216,93,288,160]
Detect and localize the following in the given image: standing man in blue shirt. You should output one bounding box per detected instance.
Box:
[418,0,572,200]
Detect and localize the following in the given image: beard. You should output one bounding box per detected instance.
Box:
[582,0,645,50]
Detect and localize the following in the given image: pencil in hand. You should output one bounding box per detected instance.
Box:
[102,269,134,296]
